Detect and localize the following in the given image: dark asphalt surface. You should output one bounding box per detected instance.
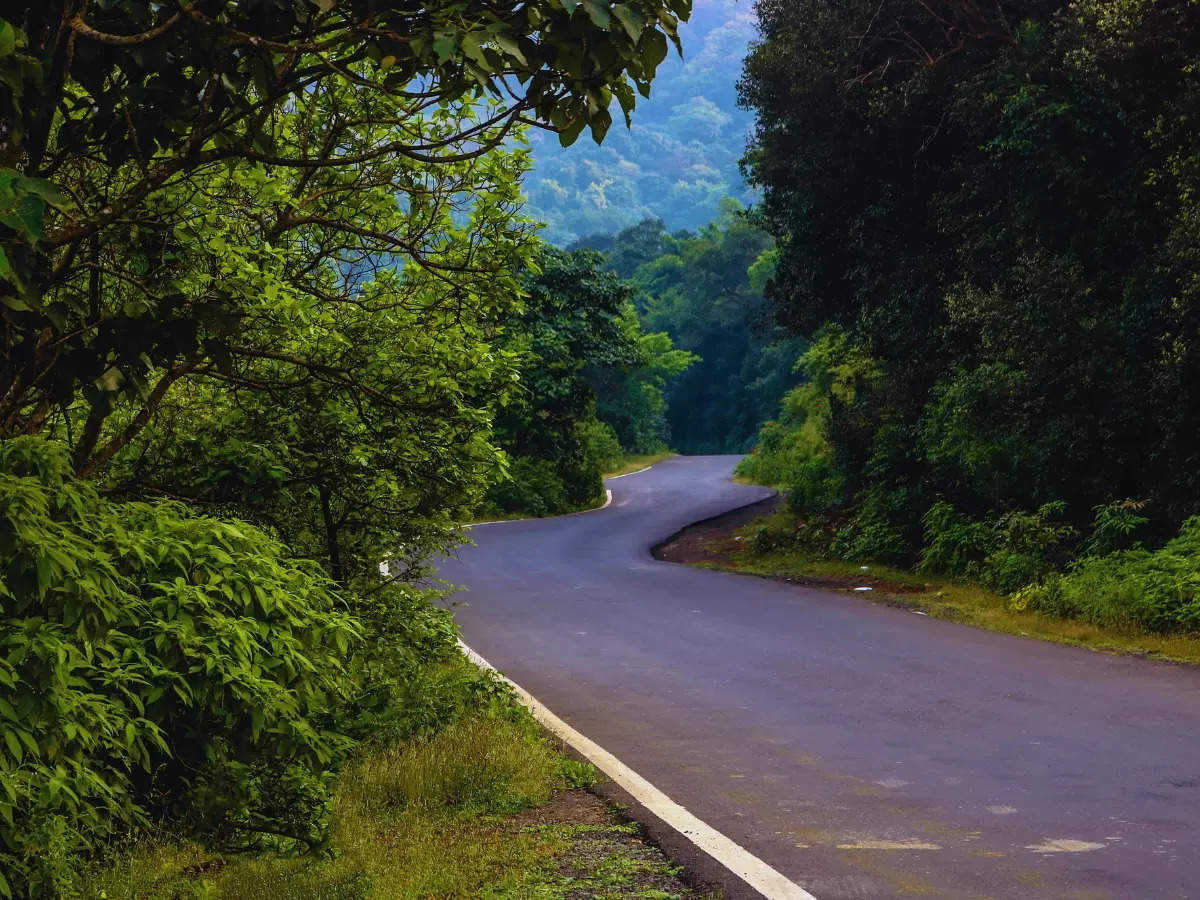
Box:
[438,456,1200,899]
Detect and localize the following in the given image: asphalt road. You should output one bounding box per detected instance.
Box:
[438,456,1200,899]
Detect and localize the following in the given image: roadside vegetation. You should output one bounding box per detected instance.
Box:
[82,683,705,900]
[673,504,1200,665]
[715,0,1200,653]
[0,2,698,895]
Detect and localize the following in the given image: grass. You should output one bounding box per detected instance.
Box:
[84,711,708,899]
[604,452,676,478]
[85,714,568,899]
[694,510,1200,666]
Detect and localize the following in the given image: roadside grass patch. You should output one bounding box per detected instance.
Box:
[85,710,569,899]
[686,513,1200,665]
[605,452,677,478]
[84,710,709,899]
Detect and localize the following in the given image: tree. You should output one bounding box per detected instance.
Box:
[739,0,1200,556]
[596,206,802,454]
[486,247,643,515]
[0,0,693,462]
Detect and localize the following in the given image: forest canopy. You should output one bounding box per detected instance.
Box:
[736,0,1200,627]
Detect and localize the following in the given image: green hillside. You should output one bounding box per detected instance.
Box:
[525,0,758,246]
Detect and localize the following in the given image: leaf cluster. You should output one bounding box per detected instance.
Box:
[0,437,357,895]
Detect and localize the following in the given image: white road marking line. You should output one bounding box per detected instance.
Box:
[608,464,654,479]
[458,640,818,900]
[468,489,612,527]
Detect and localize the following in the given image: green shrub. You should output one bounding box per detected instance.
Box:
[784,456,844,517]
[829,489,913,564]
[578,419,624,475]
[1015,516,1200,633]
[750,523,785,554]
[918,499,1077,593]
[979,502,1077,593]
[917,501,992,577]
[0,438,359,896]
[1083,499,1150,557]
[484,457,567,517]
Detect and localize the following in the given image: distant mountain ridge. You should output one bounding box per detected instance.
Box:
[524,0,758,246]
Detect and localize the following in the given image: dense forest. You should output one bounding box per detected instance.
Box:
[736,0,1200,633]
[575,205,802,454]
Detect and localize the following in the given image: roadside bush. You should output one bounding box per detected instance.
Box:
[750,523,786,554]
[1083,499,1150,557]
[917,501,991,577]
[0,438,358,896]
[829,489,913,565]
[784,455,844,518]
[1014,516,1200,632]
[980,502,1077,593]
[918,499,1077,593]
[484,457,567,517]
[578,419,624,476]
[333,585,510,747]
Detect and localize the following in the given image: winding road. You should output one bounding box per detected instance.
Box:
[438,456,1200,899]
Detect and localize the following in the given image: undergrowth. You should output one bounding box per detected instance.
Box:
[83,697,602,899]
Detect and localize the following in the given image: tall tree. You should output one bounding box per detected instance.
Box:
[740,0,1200,549]
[0,0,693,464]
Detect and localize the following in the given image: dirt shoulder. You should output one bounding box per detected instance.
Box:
[513,788,720,899]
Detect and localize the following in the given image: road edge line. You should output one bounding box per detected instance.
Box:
[608,464,653,479]
[458,639,817,900]
[468,488,612,528]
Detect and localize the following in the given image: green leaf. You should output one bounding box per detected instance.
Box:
[433,33,458,63]
[582,0,611,28]
[641,29,668,73]
[0,192,44,243]
[558,116,588,147]
[494,33,527,66]
[0,21,15,58]
[15,175,71,212]
[612,5,645,42]
[3,729,21,763]
[588,108,613,144]
[0,247,25,295]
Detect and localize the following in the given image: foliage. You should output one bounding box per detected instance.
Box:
[917,501,994,580]
[102,138,527,583]
[1,0,692,458]
[525,0,758,245]
[484,247,693,516]
[583,205,801,454]
[0,1,700,892]
[0,437,358,896]
[919,499,1078,593]
[1083,499,1150,558]
[83,703,594,900]
[1015,518,1200,633]
[737,0,1200,609]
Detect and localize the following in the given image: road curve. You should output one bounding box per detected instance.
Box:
[437,456,1200,899]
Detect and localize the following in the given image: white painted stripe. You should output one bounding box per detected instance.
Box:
[469,489,612,528]
[458,640,817,900]
[608,464,653,479]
